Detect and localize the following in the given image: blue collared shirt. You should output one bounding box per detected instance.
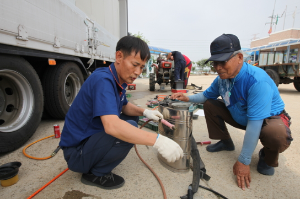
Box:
[203,62,284,126]
[59,63,128,148]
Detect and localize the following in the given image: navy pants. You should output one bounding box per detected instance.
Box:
[174,60,186,81]
[62,114,139,176]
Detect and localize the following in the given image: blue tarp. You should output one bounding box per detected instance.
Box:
[244,39,300,53]
[241,48,252,55]
[250,51,259,56]
[148,45,171,54]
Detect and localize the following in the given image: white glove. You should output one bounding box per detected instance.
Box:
[143,109,163,121]
[153,134,183,163]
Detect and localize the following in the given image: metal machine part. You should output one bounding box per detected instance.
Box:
[157,101,193,172]
[158,97,211,197]
[149,53,175,91]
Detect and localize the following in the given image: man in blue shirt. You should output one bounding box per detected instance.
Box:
[60,36,183,190]
[171,34,292,191]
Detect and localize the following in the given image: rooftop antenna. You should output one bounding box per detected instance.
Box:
[292,6,297,28]
[283,5,287,30]
[251,33,259,41]
[265,0,276,34]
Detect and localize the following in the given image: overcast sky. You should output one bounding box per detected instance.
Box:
[128,0,300,62]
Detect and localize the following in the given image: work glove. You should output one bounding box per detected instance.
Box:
[143,109,163,121]
[153,134,183,162]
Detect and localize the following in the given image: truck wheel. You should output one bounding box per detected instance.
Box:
[43,62,84,119]
[149,73,155,91]
[294,77,300,92]
[265,69,279,87]
[0,55,43,153]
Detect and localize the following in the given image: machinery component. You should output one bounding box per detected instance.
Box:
[158,97,211,198]
[191,83,203,90]
[149,53,175,91]
[127,84,136,90]
[158,101,193,172]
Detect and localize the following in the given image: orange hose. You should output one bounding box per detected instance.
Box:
[26,168,69,199]
[27,119,166,199]
[22,135,55,160]
[152,105,159,110]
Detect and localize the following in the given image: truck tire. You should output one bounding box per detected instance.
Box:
[43,62,84,119]
[0,55,43,153]
[294,77,300,92]
[265,69,279,87]
[149,73,155,91]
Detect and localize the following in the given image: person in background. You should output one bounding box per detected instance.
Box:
[167,51,186,88]
[182,54,192,88]
[171,33,292,191]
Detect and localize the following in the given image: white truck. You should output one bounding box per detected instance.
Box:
[0,0,128,153]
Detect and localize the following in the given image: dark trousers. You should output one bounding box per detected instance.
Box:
[62,114,139,176]
[174,60,186,81]
[203,99,292,167]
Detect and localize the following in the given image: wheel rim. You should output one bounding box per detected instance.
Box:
[0,69,34,132]
[64,72,81,106]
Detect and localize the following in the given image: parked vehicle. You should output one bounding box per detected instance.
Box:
[149,53,175,91]
[0,0,128,153]
[255,50,300,91]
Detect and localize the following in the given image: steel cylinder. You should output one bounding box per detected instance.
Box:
[158,103,193,172]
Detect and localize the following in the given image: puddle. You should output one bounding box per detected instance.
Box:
[62,190,101,199]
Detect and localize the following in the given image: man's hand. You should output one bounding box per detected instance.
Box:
[153,134,183,162]
[170,93,189,102]
[143,109,163,121]
[233,161,251,190]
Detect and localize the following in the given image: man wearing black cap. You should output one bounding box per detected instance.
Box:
[171,34,292,190]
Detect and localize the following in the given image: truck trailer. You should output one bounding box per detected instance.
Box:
[245,29,300,92]
[0,0,128,153]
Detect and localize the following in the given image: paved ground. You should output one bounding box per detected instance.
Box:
[1,75,300,199]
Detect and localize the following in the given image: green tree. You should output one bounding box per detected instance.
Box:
[131,31,150,44]
[196,58,212,72]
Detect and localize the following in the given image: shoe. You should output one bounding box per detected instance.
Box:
[81,172,125,189]
[206,139,235,152]
[257,149,275,176]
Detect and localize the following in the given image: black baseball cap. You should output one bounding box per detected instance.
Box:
[205,34,241,64]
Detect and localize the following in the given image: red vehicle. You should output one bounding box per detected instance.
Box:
[149,54,175,91]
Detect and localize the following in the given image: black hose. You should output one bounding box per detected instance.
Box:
[190,134,201,194]
[181,134,227,199]
[199,185,228,199]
